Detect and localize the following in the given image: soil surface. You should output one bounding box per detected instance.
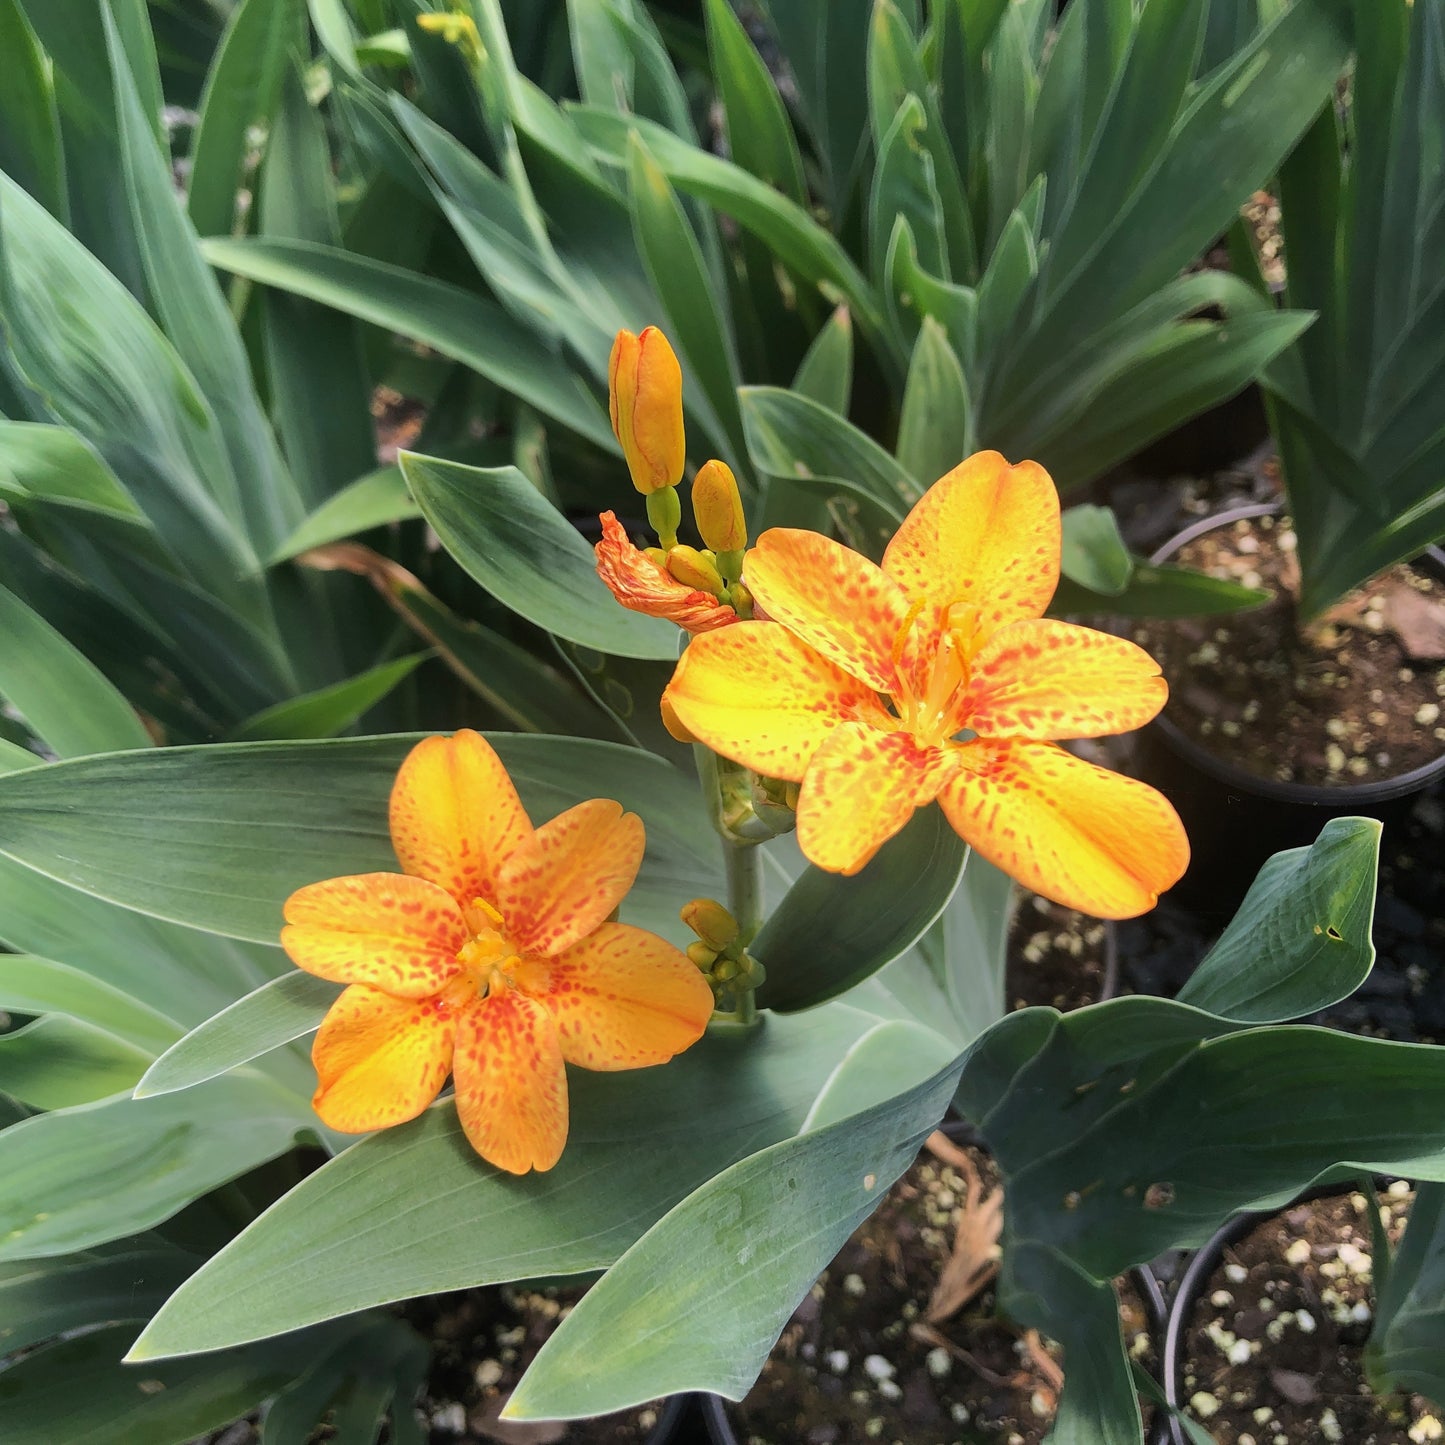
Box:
[402,1286,671,1444]
[721,1144,1150,1445]
[1131,513,1445,788]
[1177,1186,1440,1444]
[1005,894,1114,1013]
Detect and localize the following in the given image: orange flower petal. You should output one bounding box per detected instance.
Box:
[882,452,1060,630]
[743,528,911,692]
[594,512,738,634]
[960,619,1168,740]
[496,799,644,956]
[513,922,713,1071]
[311,983,455,1133]
[665,621,887,780]
[389,730,532,904]
[452,988,567,1174]
[282,873,466,997]
[937,740,1189,919]
[796,721,951,876]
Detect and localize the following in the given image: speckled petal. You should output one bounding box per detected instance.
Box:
[743,528,911,692]
[938,739,1189,919]
[452,988,567,1174]
[665,621,888,780]
[882,452,1060,630]
[959,619,1168,740]
[389,730,532,903]
[796,721,951,876]
[496,799,645,957]
[282,873,466,996]
[311,983,455,1133]
[512,922,713,1071]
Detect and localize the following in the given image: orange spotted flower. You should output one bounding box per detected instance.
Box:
[595,511,738,633]
[281,730,714,1174]
[664,453,1189,919]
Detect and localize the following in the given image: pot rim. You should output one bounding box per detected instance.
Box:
[1147,503,1445,805]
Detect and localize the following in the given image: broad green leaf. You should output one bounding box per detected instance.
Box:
[0,1076,304,1263]
[1368,1182,1445,1400]
[0,1015,153,1109]
[552,639,682,759]
[0,0,65,220]
[0,954,181,1054]
[938,853,1014,1048]
[0,1246,196,1354]
[755,808,968,1013]
[259,63,377,507]
[0,422,144,521]
[565,105,889,348]
[0,739,41,774]
[129,1005,890,1357]
[895,316,972,488]
[869,94,948,284]
[1178,817,1380,1023]
[186,0,298,240]
[964,1002,1445,1282]
[1050,559,1270,619]
[0,734,719,946]
[974,207,1038,364]
[1060,504,1133,596]
[1001,1242,1143,1442]
[0,856,280,1029]
[103,8,303,558]
[268,467,420,564]
[703,0,807,205]
[505,1055,962,1417]
[790,305,854,416]
[802,1018,961,1131]
[136,972,342,1099]
[0,581,153,757]
[740,386,918,520]
[1,1323,315,1445]
[200,237,618,453]
[1035,312,1315,492]
[401,452,678,660]
[0,172,261,602]
[229,654,430,742]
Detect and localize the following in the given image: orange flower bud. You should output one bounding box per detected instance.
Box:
[666,545,725,597]
[691,460,747,553]
[681,898,740,951]
[608,327,685,495]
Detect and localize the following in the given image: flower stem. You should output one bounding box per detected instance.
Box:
[724,837,762,1026]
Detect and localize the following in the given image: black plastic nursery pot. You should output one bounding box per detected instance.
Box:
[1133,504,1445,920]
[1155,1182,1426,1445]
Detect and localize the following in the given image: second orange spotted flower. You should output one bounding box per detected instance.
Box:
[664,453,1190,920]
[281,731,713,1174]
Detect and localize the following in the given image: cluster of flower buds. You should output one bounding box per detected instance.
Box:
[603,328,751,624]
[680,897,766,1001]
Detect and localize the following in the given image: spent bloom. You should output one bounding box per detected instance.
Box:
[664,452,1189,919]
[595,512,738,634]
[281,730,713,1174]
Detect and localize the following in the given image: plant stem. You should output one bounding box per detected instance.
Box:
[724,837,763,1026]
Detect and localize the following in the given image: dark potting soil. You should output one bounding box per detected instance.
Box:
[401,1285,672,1444]
[1131,513,1445,788]
[1176,1186,1438,1444]
[722,1143,1153,1445]
[1005,893,1113,1012]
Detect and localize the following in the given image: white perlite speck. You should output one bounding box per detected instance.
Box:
[1190,1392,1221,1419]
[862,1354,895,1382]
[827,1350,850,1375]
[926,1347,952,1378]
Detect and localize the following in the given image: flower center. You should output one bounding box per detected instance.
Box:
[451,897,524,1002]
[887,602,984,749]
